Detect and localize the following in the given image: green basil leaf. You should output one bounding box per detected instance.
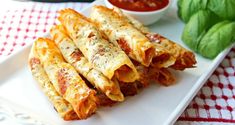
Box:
[208,0,235,20]
[182,10,221,52]
[177,0,209,23]
[198,21,235,59]
[177,0,184,20]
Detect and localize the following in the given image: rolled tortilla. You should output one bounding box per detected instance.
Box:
[50,25,124,102]
[34,38,97,119]
[150,43,175,69]
[28,44,78,120]
[146,34,196,70]
[58,8,139,82]
[113,7,196,70]
[90,5,155,67]
[156,68,176,86]
[133,60,175,86]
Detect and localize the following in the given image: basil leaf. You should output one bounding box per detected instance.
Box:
[178,0,209,23]
[177,0,184,20]
[198,21,235,59]
[208,0,235,20]
[182,10,221,52]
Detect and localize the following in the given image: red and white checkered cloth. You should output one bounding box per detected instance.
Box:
[0,1,87,61]
[0,1,235,125]
[179,49,235,124]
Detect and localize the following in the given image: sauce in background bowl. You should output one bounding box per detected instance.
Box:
[105,0,171,25]
[108,0,169,12]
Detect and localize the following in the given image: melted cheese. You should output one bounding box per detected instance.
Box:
[50,25,124,102]
[90,6,155,67]
[58,9,139,82]
[34,38,97,119]
[28,43,78,120]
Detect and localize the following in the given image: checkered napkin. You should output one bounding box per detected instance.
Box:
[178,48,235,124]
[0,1,235,125]
[0,1,88,61]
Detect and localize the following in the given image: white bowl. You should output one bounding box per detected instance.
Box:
[104,0,171,25]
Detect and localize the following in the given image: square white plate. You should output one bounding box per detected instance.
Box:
[0,0,234,125]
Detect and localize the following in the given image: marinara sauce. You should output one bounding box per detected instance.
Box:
[108,0,169,12]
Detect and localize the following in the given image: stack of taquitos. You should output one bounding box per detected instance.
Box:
[90,5,196,85]
[30,38,97,120]
[28,6,196,120]
[29,43,79,120]
[108,6,197,70]
[50,25,124,102]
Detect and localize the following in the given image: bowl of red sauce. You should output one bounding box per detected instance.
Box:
[105,0,171,25]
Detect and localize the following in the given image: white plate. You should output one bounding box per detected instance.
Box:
[0,0,234,125]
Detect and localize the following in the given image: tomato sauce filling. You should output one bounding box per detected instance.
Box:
[144,47,155,65]
[29,58,41,69]
[108,0,169,12]
[58,68,70,95]
[119,82,138,96]
[115,65,132,82]
[117,38,131,55]
[152,53,170,64]
[71,49,83,61]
